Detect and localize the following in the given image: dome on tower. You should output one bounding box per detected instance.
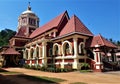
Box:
[22,9,34,14]
[17,2,39,37]
[22,2,35,15]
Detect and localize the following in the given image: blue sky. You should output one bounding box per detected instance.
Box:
[0,0,119,41]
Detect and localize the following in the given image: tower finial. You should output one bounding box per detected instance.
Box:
[28,2,31,10]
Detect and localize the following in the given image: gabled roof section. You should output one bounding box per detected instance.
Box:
[59,15,93,36]
[30,11,69,38]
[91,34,117,48]
[2,47,20,55]
[16,27,26,37]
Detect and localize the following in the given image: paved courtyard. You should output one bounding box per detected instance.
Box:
[0,68,120,84]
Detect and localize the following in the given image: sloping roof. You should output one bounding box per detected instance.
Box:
[90,34,117,48]
[30,11,67,38]
[2,47,20,55]
[59,15,93,36]
[16,27,26,37]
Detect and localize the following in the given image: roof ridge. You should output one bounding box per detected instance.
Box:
[30,11,66,38]
[75,15,93,35]
[73,15,77,32]
[98,34,105,45]
[57,11,69,29]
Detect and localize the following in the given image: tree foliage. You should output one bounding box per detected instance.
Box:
[116,41,120,46]
[108,38,120,46]
[0,29,16,46]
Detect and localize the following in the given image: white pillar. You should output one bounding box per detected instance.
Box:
[42,42,47,67]
[61,59,64,68]
[28,49,30,59]
[73,38,78,69]
[23,50,25,59]
[49,33,51,36]
[53,32,56,37]
[33,48,36,58]
[29,48,32,66]
[42,42,47,58]
[61,41,65,68]
[93,45,103,72]
[73,38,78,56]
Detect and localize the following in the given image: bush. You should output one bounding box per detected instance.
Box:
[55,68,61,73]
[40,66,47,71]
[23,64,30,69]
[80,70,93,73]
[31,65,36,69]
[23,64,74,73]
[35,65,41,70]
[80,63,90,70]
[47,67,55,72]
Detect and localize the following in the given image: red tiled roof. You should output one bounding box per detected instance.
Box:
[16,27,26,37]
[59,15,93,36]
[90,34,117,48]
[2,47,20,55]
[30,11,67,38]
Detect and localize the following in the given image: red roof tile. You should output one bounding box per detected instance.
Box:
[2,47,20,55]
[16,27,26,37]
[59,15,93,36]
[30,11,67,38]
[91,34,117,48]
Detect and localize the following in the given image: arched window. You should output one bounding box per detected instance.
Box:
[39,47,42,57]
[53,43,60,56]
[79,43,85,55]
[55,45,58,55]
[36,47,39,58]
[26,50,28,59]
[30,48,34,59]
[65,43,70,55]
[49,48,53,56]
[62,41,72,55]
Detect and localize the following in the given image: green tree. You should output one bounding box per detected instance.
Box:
[117,41,120,46]
[0,28,16,46]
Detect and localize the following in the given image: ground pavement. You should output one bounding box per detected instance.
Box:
[0,68,120,84]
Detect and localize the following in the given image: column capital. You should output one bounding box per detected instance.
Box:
[73,37,78,41]
[42,42,47,46]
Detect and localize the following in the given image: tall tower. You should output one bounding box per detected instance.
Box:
[17,2,39,37]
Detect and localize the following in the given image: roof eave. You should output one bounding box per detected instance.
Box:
[31,27,57,39]
[52,32,93,40]
[90,45,117,49]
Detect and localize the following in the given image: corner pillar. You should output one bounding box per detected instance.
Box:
[73,38,78,69]
[93,44,103,72]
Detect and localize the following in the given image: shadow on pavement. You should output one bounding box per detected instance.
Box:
[0,74,19,84]
[0,74,59,84]
[0,68,59,84]
[0,68,8,72]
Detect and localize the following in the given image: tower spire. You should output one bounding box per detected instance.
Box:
[27,2,31,10]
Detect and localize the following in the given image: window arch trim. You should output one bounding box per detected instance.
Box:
[25,49,29,59]
[30,47,34,59]
[36,46,39,58]
[79,42,85,55]
[62,41,72,55]
[53,43,61,55]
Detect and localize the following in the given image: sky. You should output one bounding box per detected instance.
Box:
[0,0,119,41]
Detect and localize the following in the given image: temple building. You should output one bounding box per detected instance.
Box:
[0,4,118,72]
